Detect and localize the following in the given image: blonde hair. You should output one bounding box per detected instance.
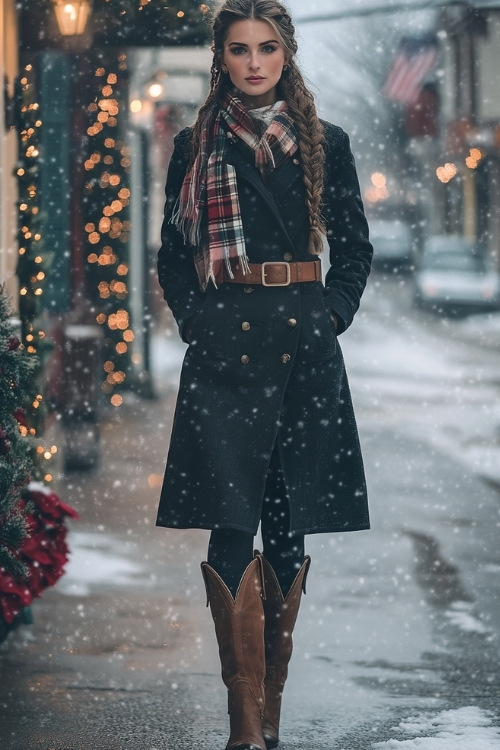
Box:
[191,0,326,254]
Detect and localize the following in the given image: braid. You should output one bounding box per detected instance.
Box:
[281,64,326,254]
[272,0,325,254]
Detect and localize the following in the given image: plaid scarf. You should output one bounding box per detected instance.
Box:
[173,91,299,289]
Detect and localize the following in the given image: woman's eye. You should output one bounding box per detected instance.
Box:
[262,45,278,54]
[229,46,246,55]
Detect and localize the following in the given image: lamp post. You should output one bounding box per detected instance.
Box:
[51,0,91,36]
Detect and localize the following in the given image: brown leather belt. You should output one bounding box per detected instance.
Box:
[216,260,322,287]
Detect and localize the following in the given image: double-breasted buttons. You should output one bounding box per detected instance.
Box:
[240,355,250,365]
[241,321,251,331]
[281,353,291,364]
[283,252,293,261]
[292,158,300,165]
[287,318,297,328]
[243,286,254,294]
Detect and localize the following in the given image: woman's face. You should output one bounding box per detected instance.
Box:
[221,18,288,108]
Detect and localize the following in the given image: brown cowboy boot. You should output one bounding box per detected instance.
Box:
[260,554,311,749]
[201,556,267,750]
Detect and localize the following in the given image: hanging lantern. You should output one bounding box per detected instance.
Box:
[51,1,92,36]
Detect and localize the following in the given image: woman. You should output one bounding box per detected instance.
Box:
[156,1,372,748]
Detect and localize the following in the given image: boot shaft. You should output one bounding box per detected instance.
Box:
[261,555,310,668]
[201,556,266,690]
[201,556,267,750]
[260,555,310,749]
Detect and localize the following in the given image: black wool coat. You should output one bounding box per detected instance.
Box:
[156,120,373,535]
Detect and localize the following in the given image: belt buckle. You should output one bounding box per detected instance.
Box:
[261,262,291,287]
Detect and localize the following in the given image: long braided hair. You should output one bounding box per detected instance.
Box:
[191,0,326,255]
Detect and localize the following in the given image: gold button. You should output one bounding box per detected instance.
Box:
[281,353,291,364]
[241,321,251,331]
[287,318,297,328]
[283,252,293,261]
[243,286,254,294]
[241,355,250,365]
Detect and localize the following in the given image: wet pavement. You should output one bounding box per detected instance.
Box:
[1,279,500,749]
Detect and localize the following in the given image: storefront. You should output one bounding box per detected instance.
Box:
[2,1,213,469]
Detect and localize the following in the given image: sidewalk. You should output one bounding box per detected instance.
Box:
[0,361,227,750]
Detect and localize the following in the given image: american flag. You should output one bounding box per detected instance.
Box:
[383,35,438,105]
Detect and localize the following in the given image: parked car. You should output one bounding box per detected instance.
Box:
[413,235,500,315]
[369,218,415,270]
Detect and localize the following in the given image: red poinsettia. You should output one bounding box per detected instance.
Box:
[0,482,78,624]
[12,408,28,429]
[7,335,21,351]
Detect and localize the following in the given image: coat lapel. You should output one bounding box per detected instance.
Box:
[227,141,302,249]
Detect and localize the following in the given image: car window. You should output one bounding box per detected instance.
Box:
[422,253,486,273]
[425,237,474,255]
[370,222,411,242]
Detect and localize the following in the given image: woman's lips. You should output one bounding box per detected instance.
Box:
[246,77,265,84]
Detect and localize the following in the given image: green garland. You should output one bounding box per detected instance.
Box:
[92,0,214,46]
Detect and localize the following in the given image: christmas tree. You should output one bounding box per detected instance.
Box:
[1,286,79,642]
[0,286,35,578]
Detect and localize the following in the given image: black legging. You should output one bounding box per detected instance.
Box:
[207,446,305,597]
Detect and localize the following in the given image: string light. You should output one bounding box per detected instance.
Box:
[14,61,58,482]
[15,64,46,357]
[436,162,457,183]
[84,54,133,406]
[465,147,483,169]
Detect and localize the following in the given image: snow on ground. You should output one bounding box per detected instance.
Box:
[343,298,500,489]
[443,600,491,635]
[58,531,146,596]
[372,706,500,749]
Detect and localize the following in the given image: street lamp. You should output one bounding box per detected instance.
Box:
[51,1,92,36]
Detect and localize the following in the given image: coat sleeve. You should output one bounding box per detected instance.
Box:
[322,123,373,334]
[157,127,206,342]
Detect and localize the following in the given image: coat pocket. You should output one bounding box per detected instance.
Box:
[296,286,338,363]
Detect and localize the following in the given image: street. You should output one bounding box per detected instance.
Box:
[1,271,500,750]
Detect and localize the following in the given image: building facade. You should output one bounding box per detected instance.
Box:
[438,2,500,260]
[0,0,19,299]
